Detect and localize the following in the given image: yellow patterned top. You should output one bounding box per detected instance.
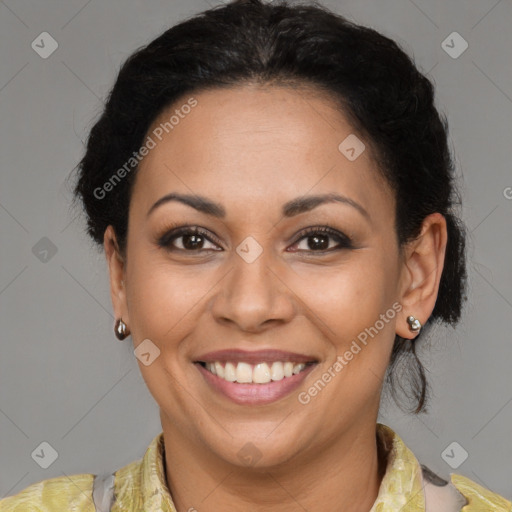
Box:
[1,423,510,511]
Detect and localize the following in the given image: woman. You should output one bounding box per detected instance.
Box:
[1,0,509,510]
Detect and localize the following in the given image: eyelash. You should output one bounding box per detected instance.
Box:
[156,224,354,254]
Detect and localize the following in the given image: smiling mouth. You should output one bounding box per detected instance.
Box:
[196,360,316,384]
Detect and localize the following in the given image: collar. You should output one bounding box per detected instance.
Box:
[369,422,426,511]
[113,423,429,511]
[113,431,176,512]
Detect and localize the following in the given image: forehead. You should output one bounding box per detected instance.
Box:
[131,84,394,223]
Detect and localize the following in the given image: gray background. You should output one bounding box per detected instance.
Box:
[1,0,511,502]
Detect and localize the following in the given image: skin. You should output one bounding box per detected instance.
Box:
[104,83,447,512]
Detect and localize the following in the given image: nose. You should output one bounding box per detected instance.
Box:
[210,246,295,334]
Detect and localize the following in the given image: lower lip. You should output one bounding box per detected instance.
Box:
[196,363,317,405]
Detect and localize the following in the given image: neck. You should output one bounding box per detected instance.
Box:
[161,414,387,512]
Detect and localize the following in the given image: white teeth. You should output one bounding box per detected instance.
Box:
[293,363,305,375]
[202,361,311,383]
[270,362,284,381]
[224,362,237,382]
[236,362,253,383]
[253,363,271,384]
[284,362,294,377]
[214,361,224,378]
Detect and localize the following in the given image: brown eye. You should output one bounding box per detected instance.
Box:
[290,227,354,253]
[158,226,221,252]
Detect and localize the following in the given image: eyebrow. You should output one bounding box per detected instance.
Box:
[147,192,370,222]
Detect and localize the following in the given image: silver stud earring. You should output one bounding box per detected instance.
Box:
[114,318,129,341]
[406,315,422,333]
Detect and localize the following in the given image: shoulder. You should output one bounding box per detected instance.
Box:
[0,433,162,512]
[0,473,95,512]
[449,472,512,511]
[421,464,511,511]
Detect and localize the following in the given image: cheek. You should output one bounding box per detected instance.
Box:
[303,262,397,412]
[291,254,393,335]
[125,258,207,345]
[291,250,398,395]
[124,260,206,412]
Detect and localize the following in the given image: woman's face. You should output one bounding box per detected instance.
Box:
[106,84,428,468]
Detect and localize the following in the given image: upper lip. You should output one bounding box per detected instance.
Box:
[194,349,318,365]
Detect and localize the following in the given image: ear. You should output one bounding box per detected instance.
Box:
[396,213,448,339]
[104,225,129,328]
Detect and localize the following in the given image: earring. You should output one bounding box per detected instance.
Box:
[114,318,130,340]
[406,315,422,333]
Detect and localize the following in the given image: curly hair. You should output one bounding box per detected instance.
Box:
[71,0,468,414]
